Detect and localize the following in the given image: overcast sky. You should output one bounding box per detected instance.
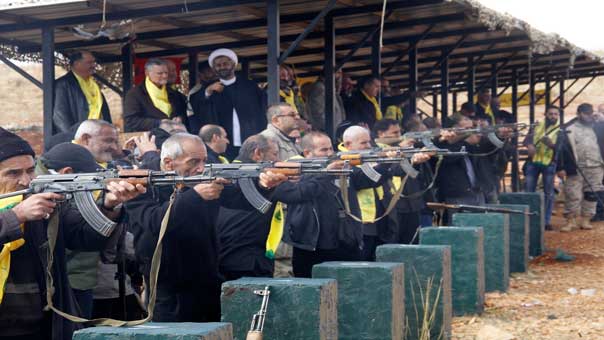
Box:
[478,0,602,52]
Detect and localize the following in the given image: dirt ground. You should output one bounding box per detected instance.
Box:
[452,203,604,340]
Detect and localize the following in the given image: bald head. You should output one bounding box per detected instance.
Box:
[343,126,371,151]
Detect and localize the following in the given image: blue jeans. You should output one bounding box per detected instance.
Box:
[524,162,556,224]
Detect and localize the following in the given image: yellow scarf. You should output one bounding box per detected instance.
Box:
[145,77,172,117]
[280,88,296,108]
[266,202,284,259]
[73,72,103,120]
[0,195,25,304]
[337,144,384,223]
[385,105,403,121]
[361,90,383,121]
[480,103,495,125]
[533,120,560,166]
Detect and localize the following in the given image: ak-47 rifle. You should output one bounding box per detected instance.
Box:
[375,122,536,148]
[203,162,353,213]
[246,286,270,340]
[0,169,216,236]
[426,202,536,216]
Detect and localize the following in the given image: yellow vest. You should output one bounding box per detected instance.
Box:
[533,120,560,166]
[337,144,384,223]
[385,105,403,121]
[479,103,495,125]
[0,195,25,304]
[73,72,103,120]
[361,90,383,121]
[145,77,172,116]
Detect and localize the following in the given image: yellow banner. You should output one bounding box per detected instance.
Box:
[499,89,546,107]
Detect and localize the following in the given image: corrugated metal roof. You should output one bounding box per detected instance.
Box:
[0,0,601,90]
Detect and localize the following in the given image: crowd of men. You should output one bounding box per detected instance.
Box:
[1,47,604,340]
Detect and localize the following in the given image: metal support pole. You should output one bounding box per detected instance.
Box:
[545,75,551,107]
[467,56,475,104]
[42,25,55,147]
[432,93,438,118]
[559,79,565,124]
[529,58,535,124]
[0,53,42,89]
[371,32,381,78]
[408,45,418,115]
[121,43,133,95]
[440,54,449,126]
[491,62,498,96]
[188,50,198,90]
[324,13,335,137]
[510,67,520,192]
[241,59,250,79]
[267,0,280,105]
[452,91,457,112]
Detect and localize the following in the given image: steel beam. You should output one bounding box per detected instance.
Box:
[381,24,435,77]
[452,91,457,112]
[467,56,475,103]
[188,50,198,89]
[42,26,55,147]
[544,74,551,106]
[267,0,280,106]
[417,35,467,84]
[529,55,535,123]
[564,74,598,108]
[278,0,336,64]
[408,46,418,115]
[432,93,438,117]
[241,59,250,79]
[121,43,133,95]
[559,79,565,124]
[510,67,519,192]
[324,13,335,137]
[371,31,381,78]
[0,53,42,89]
[490,62,498,95]
[440,50,449,126]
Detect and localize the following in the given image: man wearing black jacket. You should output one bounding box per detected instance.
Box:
[270,132,364,277]
[52,51,112,134]
[217,135,279,280]
[125,133,285,322]
[199,124,230,164]
[0,129,144,340]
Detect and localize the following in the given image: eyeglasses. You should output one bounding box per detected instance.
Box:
[277,111,300,118]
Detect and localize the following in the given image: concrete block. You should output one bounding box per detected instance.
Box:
[420,227,485,316]
[376,244,452,340]
[221,277,337,340]
[312,261,404,340]
[72,323,233,340]
[487,204,530,273]
[499,192,544,256]
[452,213,509,292]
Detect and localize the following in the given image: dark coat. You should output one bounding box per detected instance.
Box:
[0,202,119,340]
[556,120,604,176]
[345,90,409,128]
[123,84,188,132]
[202,76,267,156]
[271,174,364,252]
[52,72,111,134]
[125,184,255,292]
[434,138,498,200]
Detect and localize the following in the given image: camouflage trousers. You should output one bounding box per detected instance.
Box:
[564,166,604,217]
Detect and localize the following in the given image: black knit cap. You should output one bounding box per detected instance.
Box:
[40,142,99,173]
[0,127,35,163]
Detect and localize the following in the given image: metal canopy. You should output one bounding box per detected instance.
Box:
[0,0,601,93]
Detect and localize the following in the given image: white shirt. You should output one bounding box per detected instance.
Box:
[206,76,241,146]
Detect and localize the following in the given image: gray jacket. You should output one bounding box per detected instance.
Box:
[260,124,302,161]
[305,80,346,132]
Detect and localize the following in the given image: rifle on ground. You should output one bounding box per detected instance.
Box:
[203,162,353,213]
[0,169,215,236]
[246,286,270,340]
[426,202,536,215]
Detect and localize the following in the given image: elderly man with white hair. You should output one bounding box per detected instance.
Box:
[203,48,267,159]
[123,58,188,132]
[125,133,286,323]
[73,119,121,166]
[341,125,431,260]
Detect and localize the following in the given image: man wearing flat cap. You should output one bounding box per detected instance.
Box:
[0,128,145,340]
[202,48,267,159]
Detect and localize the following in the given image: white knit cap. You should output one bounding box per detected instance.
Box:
[208,48,238,66]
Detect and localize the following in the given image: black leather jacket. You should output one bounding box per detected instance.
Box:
[52,72,111,134]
